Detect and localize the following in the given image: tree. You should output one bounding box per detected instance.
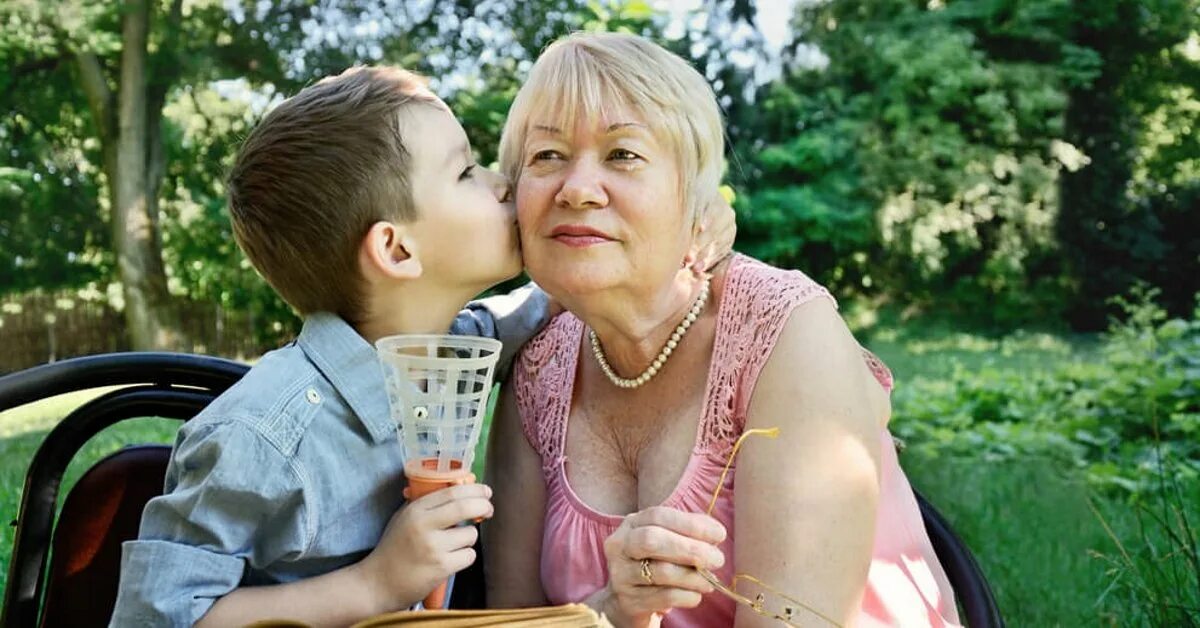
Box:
[1,2,110,295]
[1,1,187,348]
[733,0,1198,327]
[0,0,677,347]
[736,0,1074,322]
[1058,0,1200,328]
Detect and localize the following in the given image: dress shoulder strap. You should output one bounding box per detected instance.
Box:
[512,313,583,472]
[699,256,837,454]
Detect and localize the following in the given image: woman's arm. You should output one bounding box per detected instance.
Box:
[483,379,550,607]
[734,298,887,627]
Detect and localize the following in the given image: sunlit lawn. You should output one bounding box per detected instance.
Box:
[863,317,1187,626]
[0,320,1176,624]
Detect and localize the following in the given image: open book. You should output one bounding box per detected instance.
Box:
[349,604,613,627]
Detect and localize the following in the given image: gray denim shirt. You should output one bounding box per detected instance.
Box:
[109,285,548,626]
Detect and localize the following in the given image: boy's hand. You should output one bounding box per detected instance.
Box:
[356,483,494,611]
[691,195,737,273]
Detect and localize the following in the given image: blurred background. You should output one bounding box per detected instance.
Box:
[1,0,1197,624]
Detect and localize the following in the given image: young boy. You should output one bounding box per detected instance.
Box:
[108,65,532,626]
[110,65,732,626]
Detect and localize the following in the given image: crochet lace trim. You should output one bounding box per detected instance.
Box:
[513,255,893,468]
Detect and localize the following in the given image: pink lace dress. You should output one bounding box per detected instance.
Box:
[513,255,961,627]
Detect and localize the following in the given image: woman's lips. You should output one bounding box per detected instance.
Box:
[549,225,614,248]
[553,234,610,247]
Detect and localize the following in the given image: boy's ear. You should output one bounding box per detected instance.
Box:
[360,221,422,281]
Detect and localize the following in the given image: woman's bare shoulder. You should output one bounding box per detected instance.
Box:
[752,299,887,430]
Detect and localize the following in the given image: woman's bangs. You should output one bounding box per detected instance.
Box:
[527,46,640,138]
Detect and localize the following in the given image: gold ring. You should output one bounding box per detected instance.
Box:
[640,558,654,585]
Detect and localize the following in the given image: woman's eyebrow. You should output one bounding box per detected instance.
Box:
[530,122,648,135]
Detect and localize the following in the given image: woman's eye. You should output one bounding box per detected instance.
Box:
[609,149,640,161]
[531,149,562,162]
[459,164,476,181]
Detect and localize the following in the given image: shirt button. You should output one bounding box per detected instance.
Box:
[305,388,322,404]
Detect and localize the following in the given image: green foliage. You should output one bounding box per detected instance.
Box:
[734,0,1079,320]
[906,442,1199,624]
[1,0,1197,331]
[725,0,1200,328]
[867,290,1200,623]
[0,3,111,293]
[0,0,670,329]
[733,101,877,296]
[1056,0,1200,328]
[890,287,1200,494]
[901,455,1119,625]
[1091,476,1200,625]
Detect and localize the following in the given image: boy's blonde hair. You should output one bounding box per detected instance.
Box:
[227,66,439,322]
[498,32,724,226]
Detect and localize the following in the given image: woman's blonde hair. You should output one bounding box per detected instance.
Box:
[499,31,724,226]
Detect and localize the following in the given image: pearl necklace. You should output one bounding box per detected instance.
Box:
[589,276,712,389]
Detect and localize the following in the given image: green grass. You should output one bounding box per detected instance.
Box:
[903,453,1116,625]
[901,448,1200,626]
[0,390,179,596]
[860,314,1101,382]
[862,319,1197,626]
[861,324,1109,625]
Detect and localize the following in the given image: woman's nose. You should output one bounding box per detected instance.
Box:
[555,160,608,210]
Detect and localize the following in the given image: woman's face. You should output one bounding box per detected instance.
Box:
[515,107,692,299]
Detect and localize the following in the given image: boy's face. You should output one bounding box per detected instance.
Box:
[402,100,523,291]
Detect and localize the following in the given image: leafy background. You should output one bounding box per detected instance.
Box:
[1,0,1197,624]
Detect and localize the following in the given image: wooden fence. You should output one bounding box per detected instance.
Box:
[0,291,278,374]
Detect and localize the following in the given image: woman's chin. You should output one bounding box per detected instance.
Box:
[539,270,620,299]
[525,249,621,290]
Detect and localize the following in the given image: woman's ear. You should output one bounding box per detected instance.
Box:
[680,217,704,270]
[688,195,737,272]
[360,221,423,282]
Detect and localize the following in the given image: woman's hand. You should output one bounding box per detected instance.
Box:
[689,194,737,273]
[588,506,727,627]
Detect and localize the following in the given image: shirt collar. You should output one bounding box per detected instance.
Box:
[297,312,397,445]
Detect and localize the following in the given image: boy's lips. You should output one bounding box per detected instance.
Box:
[549,224,614,248]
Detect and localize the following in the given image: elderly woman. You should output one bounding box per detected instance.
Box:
[484,32,960,627]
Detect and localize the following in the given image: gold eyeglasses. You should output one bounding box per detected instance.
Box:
[694,427,843,628]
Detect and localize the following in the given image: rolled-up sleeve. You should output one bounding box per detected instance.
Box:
[452,282,550,379]
[110,420,311,626]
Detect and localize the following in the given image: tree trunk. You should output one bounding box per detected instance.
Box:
[1058,0,1145,330]
[111,0,181,350]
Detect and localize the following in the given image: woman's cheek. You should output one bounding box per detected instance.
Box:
[518,177,554,207]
